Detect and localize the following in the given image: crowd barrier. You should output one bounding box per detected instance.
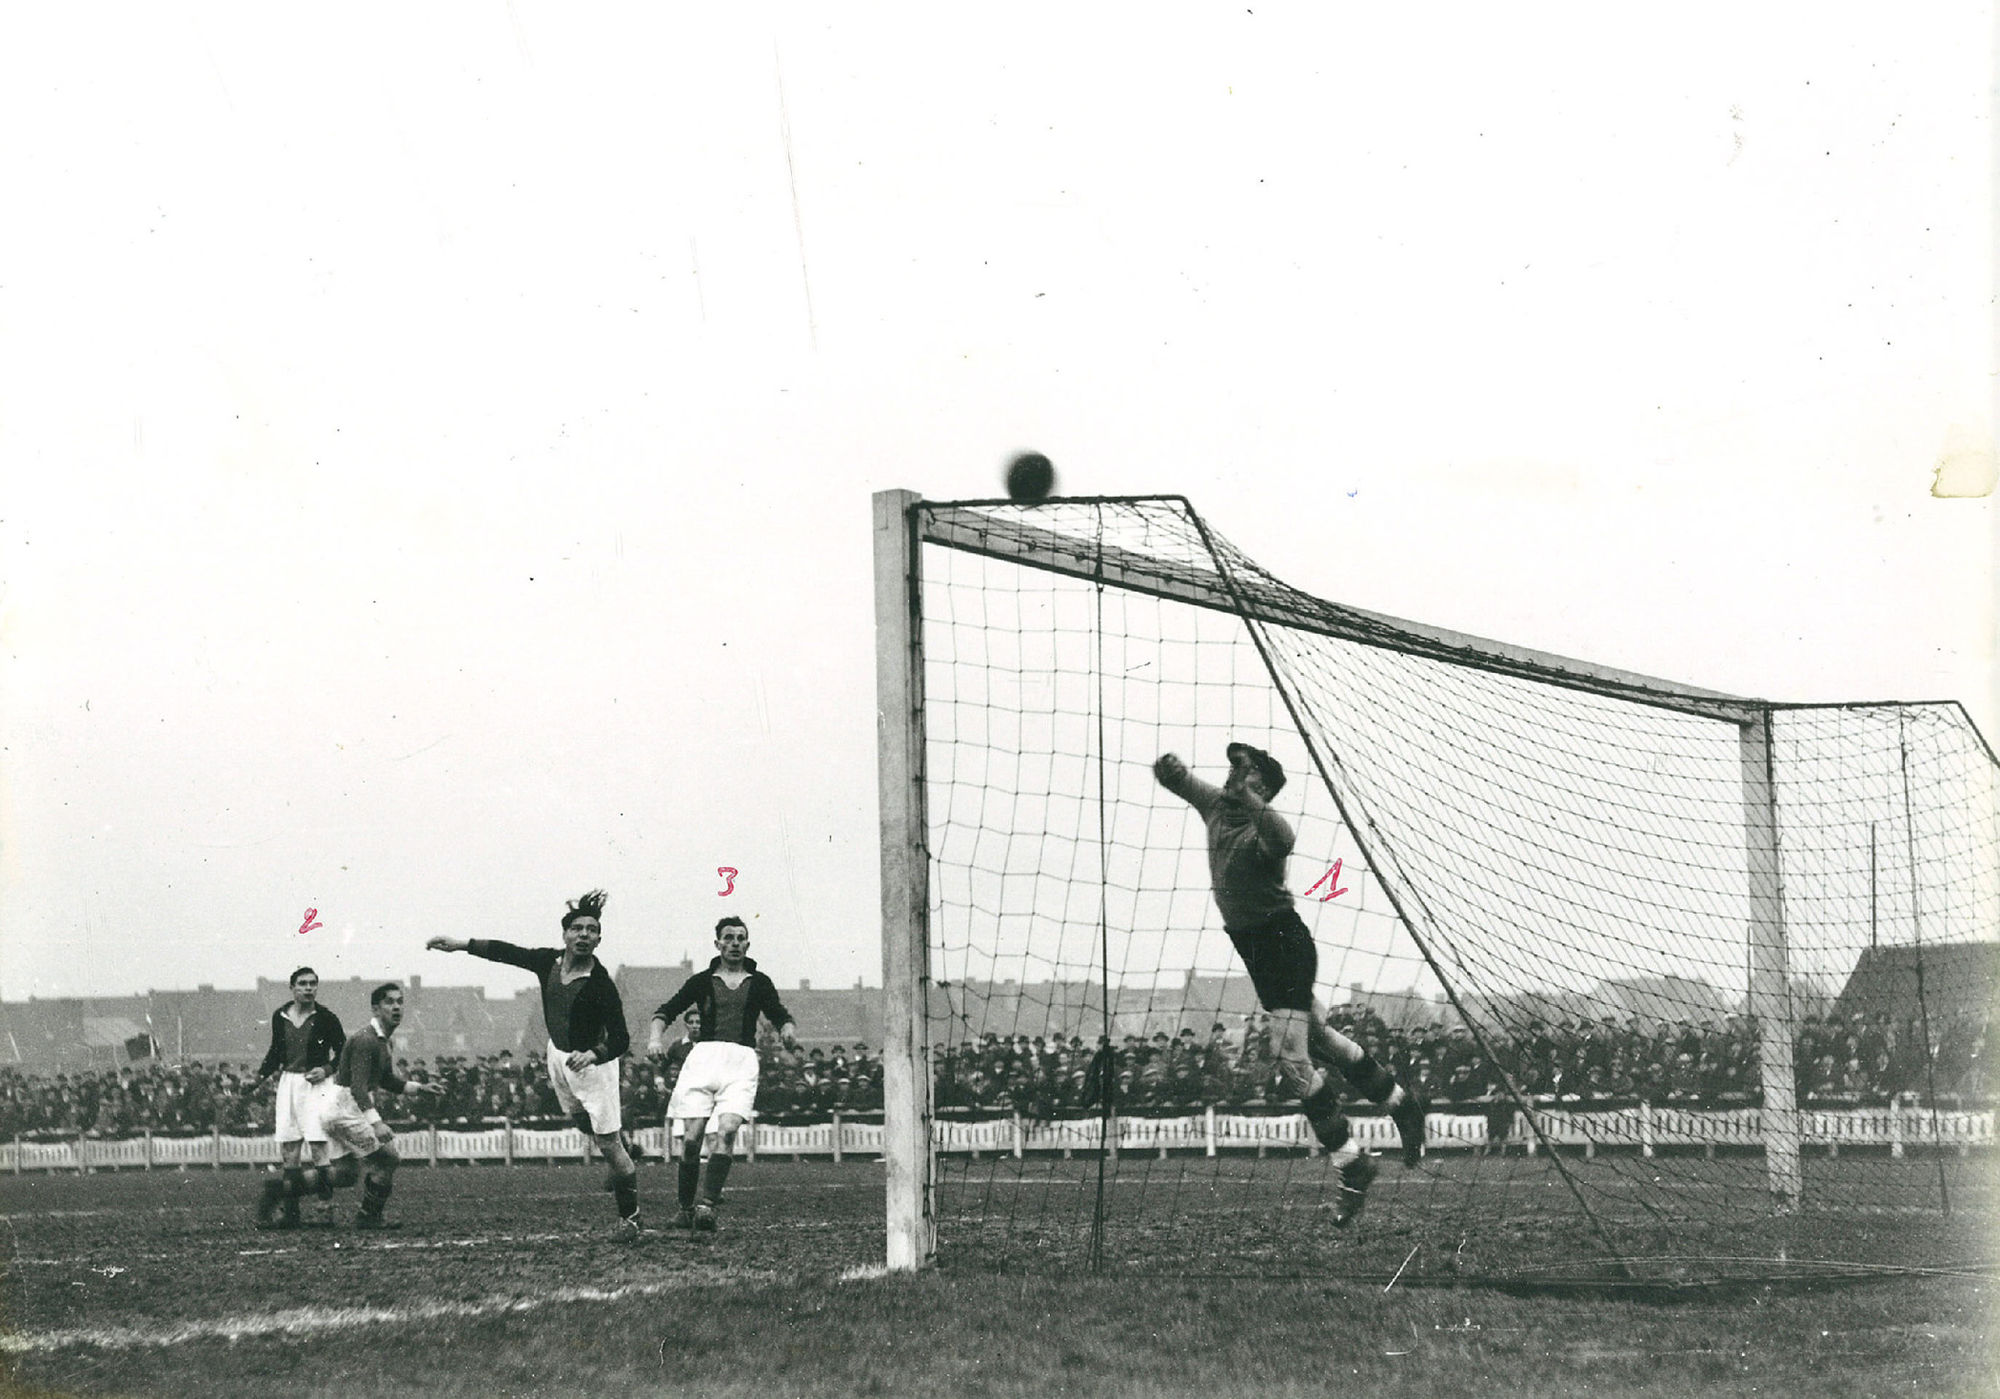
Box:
[3,1102,1989,1174]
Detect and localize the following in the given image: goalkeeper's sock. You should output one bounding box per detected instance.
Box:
[678,1158,702,1212]
[697,1154,733,1207]
[1300,1074,1342,1118]
[1339,1053,1399,1104]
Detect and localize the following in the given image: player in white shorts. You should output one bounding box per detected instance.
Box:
[319,982,442,1228]
[253,967,346,1229]
[649,916,798,1232]
[428,889,646,1239]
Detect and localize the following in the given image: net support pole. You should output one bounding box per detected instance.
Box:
[875,488,935,1271]
[1742,708,1802,1207]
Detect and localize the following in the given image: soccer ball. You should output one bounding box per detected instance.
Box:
[1004,452,1056,503]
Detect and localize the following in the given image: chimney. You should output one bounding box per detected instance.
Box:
[799,979,811,991]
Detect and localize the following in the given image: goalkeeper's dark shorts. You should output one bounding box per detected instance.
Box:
[1225,907,1318,1013]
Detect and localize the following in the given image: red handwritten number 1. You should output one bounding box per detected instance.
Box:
[1304,860,1348,902]
[716,867,738,897]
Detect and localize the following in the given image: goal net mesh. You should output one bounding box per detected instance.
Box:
[910,495,1997,1284]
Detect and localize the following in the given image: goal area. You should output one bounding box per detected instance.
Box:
[873,490,1998,1286]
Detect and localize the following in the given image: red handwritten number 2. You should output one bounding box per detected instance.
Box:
[1304,860,1348,902]
[716,867,738,897]
[298,907,323,936]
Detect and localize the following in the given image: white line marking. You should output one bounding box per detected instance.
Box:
[0,1274,779,1354]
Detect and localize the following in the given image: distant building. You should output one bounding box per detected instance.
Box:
[1834,942,2000,1025]
[1596,975,1735,1027]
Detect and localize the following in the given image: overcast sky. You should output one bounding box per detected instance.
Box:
[1,7,1992,1003]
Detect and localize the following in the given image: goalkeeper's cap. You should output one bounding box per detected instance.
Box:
[1225,742,1287,797]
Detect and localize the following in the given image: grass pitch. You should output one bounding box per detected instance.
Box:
[1,1158,1993,1398]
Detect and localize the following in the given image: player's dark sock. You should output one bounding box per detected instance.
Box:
[1300,1074,1342,1117]
[328,1159,360,1190]
[280,1166,306,1223]
[359,1168,394,1219]
[611,1169,640,1221]
[678,1158,702,1211]
[1338,1053,1398,1104]
[254,1174,286,1226]
[309,1167,335,1205]
[697,1154,733,1207]
[1306,1106,1351,1153]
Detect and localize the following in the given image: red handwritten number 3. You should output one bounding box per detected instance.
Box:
[1304,860,1349,902]
[716,867,738,897]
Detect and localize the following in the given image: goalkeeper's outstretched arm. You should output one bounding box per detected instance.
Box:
[1154,752,1223,817]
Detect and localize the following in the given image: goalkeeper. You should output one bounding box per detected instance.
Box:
[1155,743,1426,1224]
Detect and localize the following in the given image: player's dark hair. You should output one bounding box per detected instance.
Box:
[561,888,608,930]
[370,982,401,1009]
[289,967,317,986]
[715,915,748,936]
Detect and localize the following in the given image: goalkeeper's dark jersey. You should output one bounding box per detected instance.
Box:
[1156,768,1297,931]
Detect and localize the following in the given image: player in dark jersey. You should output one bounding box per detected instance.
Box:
[648,916,798,1232]
[427,889,645,1240]
[253,966,345,1229]
[317,982,442,1229]
[1156,743,1426,1226]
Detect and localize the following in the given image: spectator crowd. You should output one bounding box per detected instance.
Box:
[0,1038,887,1141]
[0,1009,1984,1141]
[933,1006,1990,1117]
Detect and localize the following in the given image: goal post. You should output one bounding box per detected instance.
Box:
[874,489,1995,1283]
[1743,708,1803,1206]
[874,489,934,1271]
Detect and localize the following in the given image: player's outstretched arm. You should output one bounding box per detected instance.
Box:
[426,937,545,972]
[1154,752,1221,815]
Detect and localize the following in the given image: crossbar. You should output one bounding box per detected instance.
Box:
[921,498,1758,724]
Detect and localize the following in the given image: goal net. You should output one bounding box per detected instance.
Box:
[874,491,1998,1285]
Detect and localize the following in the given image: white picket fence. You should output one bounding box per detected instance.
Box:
[1515,1100,1995,1159]
[3,1102,1989,1173]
